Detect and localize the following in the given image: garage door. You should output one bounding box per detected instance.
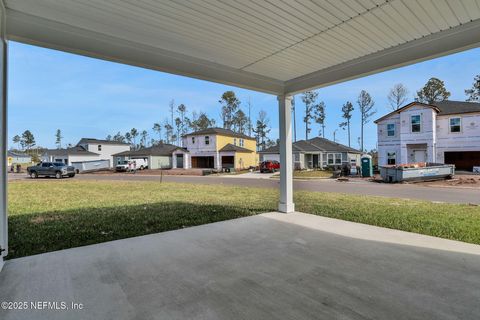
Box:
[444,151,480,171]
[191,156,215,169]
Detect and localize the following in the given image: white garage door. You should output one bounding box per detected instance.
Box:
[262,154,280,162]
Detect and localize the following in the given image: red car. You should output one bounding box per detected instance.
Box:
[260,160,280,173]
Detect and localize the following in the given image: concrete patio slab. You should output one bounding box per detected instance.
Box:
[0,212,479,320]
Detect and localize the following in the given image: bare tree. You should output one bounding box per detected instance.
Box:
[357,90,376,152]
[387,83,409,110]
[253,110,271,151]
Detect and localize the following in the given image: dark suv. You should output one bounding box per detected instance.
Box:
[27,162,76,179]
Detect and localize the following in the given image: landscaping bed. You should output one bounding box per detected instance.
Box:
[7,180,480,259]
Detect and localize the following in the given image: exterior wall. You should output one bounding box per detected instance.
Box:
[82,143,129,167]
[182,135,217,153]
[377,104,436,165]
[183,134,257,170]
[7,155,32,166]
[261,153,280,162]
[377,106,480,166]
[435,112,480,163]
[234,152,258,169]
[215,135,256,152]
[68,154,102,166]
[150,156,172,169]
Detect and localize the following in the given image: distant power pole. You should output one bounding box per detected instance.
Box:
[333,129,338,142]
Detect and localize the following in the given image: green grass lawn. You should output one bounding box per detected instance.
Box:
[7,180,480,259]
[293,170,333,178]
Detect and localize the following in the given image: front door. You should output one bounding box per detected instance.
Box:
[312,154,319,168]
[176,154,184,168]
[413,150,426,163]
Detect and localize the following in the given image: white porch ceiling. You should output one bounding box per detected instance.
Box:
[4,0,480,94]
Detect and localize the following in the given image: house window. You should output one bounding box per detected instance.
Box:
[233,138,237,146]
[327,153,334,165]
[294,153,300,161]
[450,117,461,133]
[98,145,102,151]
[205,136,210,145]
[239,139,244,147]
[335,153,342,164]
[192,137,195,144]
[411,115,421,133]
[387,123,395,137]
[387,152,396,165]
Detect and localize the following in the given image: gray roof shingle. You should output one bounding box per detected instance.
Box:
[431,100,480,115]
[219,143,253,153]
[77,138,130,146]
[44,146,99,156]
[112,144,181,157]
[259,137,361,154]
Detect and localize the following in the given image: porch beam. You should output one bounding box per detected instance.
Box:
[278,95,294,213]
[0,0,8,270]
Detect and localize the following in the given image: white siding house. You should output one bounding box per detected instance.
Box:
[43,138,130,168]
[376,101,480,170]
[77,138,130,166]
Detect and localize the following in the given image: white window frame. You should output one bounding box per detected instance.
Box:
[233,138,237,145]
[387,152,396,165]
[192,136,195,144]
[411,115,421,133]
[205,136,210,145]
[387,123,395,137]
[327,153,334,165]
[449,117,461,133]
[239,138,244,147]
[335,153,342,164]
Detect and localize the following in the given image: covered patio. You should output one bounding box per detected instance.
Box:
[1,0,480,318]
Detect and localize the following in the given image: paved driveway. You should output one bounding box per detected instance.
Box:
[1,212,479,320]
[70,173,480,204]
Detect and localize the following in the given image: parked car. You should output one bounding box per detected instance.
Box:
[260,160,280,173]
[115,159,148,172]
[27,162,76,179]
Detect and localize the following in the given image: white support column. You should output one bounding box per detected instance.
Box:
[0,1,8,270]
[278,95,294,213]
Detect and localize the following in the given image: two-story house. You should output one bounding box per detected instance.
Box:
[43,138,130,167]
[172,128,258,170]
[375,100,480,170]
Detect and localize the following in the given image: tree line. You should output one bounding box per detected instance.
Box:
[102,91,274,151]
[12,74,479,153]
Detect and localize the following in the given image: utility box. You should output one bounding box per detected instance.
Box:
[361,154,373,177]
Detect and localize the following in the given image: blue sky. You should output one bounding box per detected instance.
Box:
[8,41,480,150]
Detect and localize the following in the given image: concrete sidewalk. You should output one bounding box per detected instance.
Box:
[1,212,479,320]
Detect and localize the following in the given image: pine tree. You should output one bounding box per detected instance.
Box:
[416,78,450,104]
[301,91,318,140]
[339,101,354,147]
[465,75,480,102]
[219,91,240,130]
[55,129,63,149]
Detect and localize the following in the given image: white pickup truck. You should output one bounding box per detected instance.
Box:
[115,159,148,172]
